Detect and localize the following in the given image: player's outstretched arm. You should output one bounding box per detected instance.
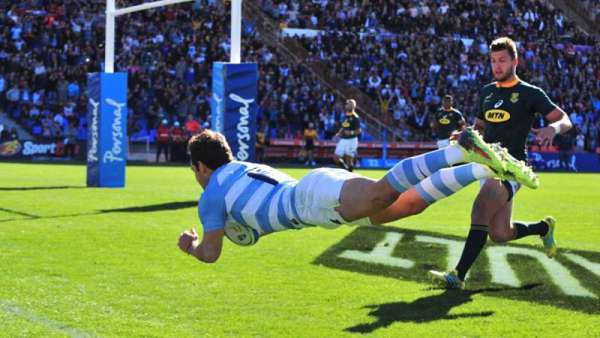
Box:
[178,228,224,263]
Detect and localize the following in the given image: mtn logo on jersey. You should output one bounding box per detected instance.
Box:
[485,109,511,122]
[342,121,350,128]
[438,118,451,125]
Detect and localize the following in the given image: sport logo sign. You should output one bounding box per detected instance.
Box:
[314,226,600,313]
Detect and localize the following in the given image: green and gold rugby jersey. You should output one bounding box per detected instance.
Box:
[435,107,464,139]
[478,78,556,160]
[340,112,361,139]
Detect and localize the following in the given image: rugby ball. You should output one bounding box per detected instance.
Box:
[224,224,260,246]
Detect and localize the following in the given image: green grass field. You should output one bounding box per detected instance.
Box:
[1,162,599,337]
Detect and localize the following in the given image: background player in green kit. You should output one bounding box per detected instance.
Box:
[433,95,466,148]
[429,37,573,289]
[333,99,361,172]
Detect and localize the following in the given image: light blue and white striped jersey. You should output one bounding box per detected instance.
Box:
[198,161,308,245]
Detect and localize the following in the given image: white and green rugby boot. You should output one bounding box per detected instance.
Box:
[541,216,557,258]
[453,127,506,175]
[428,269,465,290]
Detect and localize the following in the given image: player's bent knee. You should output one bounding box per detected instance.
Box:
[406,199,428,216]
[488,231,511,243]
[415,203,428,216]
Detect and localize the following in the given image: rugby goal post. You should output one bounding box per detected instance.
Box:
[104,0,243,72]
[88,0,253,188]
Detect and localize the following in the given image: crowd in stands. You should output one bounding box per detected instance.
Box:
[263,0,595,44]
[580,0,600,26]
[263,0,600,151]
[1,0,599,155]
[0,0,354,149]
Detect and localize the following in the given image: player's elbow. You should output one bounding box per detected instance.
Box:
[202,256,219,264]
[199,253,220,264]
[195,245,222,264]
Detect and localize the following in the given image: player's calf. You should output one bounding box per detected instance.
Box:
[488,227,515,243]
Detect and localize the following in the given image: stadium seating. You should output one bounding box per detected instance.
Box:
[264,0,600,147]
[0,0,598,152]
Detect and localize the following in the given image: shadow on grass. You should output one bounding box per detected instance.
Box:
[346,284,540,333]
[0,186,85,191]
[99,201,197,213]
[0,201,198,223]
[0,207,39,218]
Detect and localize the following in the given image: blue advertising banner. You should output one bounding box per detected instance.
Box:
[360,152,600,172]
[360,158,400,169]
[211,62,258,162]
[529,152,600,172]
[86,72,128,187]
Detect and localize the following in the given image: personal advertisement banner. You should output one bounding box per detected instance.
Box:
[211,62,258,162]
[86,72,128,187]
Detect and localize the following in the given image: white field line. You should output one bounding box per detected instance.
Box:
[0,301,92,338]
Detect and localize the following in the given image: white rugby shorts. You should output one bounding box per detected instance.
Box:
[293,168,359,228]
[334,137,358,157]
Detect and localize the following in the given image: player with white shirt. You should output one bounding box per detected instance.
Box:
[178,129,536,263]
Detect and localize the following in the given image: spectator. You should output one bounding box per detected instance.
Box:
[556,132,574,171]
[156,119,170,163]
[64,119,77,158]
[0,126,8,142]
[184,114,201,136]
[576,133,585,152]
[170,121,187,163]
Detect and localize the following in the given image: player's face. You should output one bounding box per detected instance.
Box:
[443,99,452,109]
[345,100,355,112]
[490,50,516,82]
[190,162,209,188]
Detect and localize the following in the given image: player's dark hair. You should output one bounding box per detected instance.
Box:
[188,130,233,170]
[443,95,453,101]
[490,37,517,60]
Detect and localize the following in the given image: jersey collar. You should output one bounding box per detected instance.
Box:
[495,76,520,88]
